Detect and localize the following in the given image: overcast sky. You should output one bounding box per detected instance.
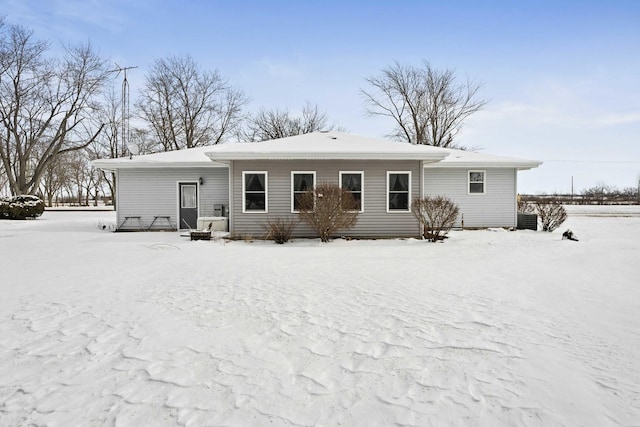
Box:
[2,0,639,194]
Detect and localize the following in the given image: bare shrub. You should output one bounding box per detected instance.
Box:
[412,196,460,242]
[297,183,359,242]
[536,201,567,232]
[263,216,298,244]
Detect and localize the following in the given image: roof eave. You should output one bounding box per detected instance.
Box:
[516,162,543,171]
[91,160,226,170]
[205,152,449,161]
[425,161,543,170]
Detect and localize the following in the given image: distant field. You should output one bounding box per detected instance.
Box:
[563,204,640,216]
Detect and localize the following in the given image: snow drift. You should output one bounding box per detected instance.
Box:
[0,208,638,426]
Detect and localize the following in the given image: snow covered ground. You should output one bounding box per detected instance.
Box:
[0,207,639,426]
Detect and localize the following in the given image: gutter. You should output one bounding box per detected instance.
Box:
[91,160,227,169]
[205,152,449,162]
[424,161,543,170]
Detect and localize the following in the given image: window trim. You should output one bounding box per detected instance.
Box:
[291,171,316,213]
[386,171,412,213]
[242,171,268,213]
[339,171,364,213]
[468,170,486,195]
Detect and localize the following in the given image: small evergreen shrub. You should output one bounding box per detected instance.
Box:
[0,195,45,219]
[412,195,460,242]
[536,201,567,232]
[264,216,298,244]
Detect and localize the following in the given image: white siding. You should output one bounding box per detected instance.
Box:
[116,167,228,230]
[231,160,422,238]
[423,168,517,228]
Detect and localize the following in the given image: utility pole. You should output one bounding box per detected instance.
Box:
[571,175,574,202]
[108,64,138,157]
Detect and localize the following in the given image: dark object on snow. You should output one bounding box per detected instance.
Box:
[190,230,211,241]
[423,232,449,241]
[517,213,538,230]
[190,221,213,241]
[562,229,579,241]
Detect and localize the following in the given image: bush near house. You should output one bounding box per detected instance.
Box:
[0,195,46,220]
[536,201,567,232]
[412,196,460,242]
[264,216,298,244]
[297,183,359,243]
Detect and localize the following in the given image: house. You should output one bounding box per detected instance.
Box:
[92,131,541,237]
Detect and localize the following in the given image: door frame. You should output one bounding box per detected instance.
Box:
[177,181,200,230]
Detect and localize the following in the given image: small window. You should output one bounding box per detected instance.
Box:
[387,171,411,212]
[291,171,315,212]
[469,170,485,194]
[181,184,197,208]
[243,172,268,212]
[340,171,364,212]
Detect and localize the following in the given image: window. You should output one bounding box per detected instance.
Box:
[243,172,267,212]
[468,170,485,194]
[291,171,315,212]
[387,171,411,212]
[181,184,197,208]
[340,171,363,212]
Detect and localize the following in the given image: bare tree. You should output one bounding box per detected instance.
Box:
[82,161,105,207]
[64,151,89,205]
[87,87,122,204]
[0,163,8,196]
[582,183,613,205]
[362,61,487,149]
[0,23,109,195]
[39,149,101,206]
[242,102,340,142]
[39,154,69,206]
[620,186,639,200]
[136,54,247,151]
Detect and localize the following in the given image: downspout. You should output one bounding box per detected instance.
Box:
[513,169,518,228]
[115,169,121,230]
[228,161,234,234]
[419,160,424,238]
[420,161,425,198]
